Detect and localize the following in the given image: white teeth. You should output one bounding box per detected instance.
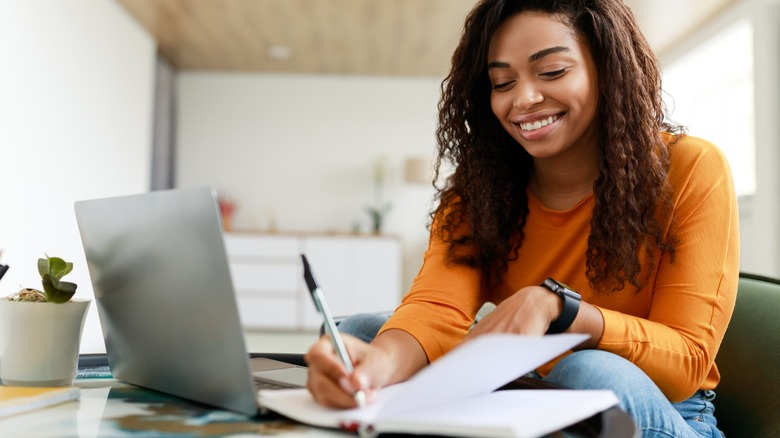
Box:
[520,115,558,132]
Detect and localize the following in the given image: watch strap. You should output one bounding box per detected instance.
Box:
[542,279,581,334]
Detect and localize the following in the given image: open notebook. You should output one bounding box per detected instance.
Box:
[260,334,619,438]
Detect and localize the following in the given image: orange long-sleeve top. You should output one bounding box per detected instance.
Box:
[379,134,739,402]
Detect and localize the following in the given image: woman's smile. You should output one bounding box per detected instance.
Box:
[519,114,560,132]
[513,112,564,141]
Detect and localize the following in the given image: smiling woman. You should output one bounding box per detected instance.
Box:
[303,1,739,437]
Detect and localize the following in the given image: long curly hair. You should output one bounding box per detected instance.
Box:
[433,0,682,293]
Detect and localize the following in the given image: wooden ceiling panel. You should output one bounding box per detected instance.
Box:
[117,0,475,76]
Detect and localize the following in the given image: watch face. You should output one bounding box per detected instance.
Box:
[543,278,581,299]
[542,278,560,291]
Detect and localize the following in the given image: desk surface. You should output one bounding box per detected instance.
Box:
[0,378,345,437]
[0,355,637,438]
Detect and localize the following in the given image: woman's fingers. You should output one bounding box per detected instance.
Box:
[305,336,349,379]
[306,364,362,408]
[304,334,372,408]
[467,286,558,338]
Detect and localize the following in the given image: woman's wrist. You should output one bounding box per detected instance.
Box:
[372,329,428,385]
[526,283,603,344]
[568,302,605,349]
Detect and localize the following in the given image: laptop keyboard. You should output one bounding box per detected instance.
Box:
[253,377,298,390]
[251,365,307,390]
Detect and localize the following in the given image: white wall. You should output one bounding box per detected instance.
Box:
[176,73,440,292]
[0,0,156,353]
[745,0,780,277]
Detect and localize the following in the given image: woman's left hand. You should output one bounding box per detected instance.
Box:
[466,285,562,339]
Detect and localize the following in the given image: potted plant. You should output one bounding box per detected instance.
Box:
[365,157,392,234]
[0,255,90,387]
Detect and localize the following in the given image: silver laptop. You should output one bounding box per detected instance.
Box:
[74,187,307,416]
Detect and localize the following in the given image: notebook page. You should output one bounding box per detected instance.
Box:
[376,333,589,420]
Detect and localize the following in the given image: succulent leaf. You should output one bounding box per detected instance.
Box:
[47,257,70,280]
[35,256,78,303]
[37,257,48,277]
[41,274,77,303]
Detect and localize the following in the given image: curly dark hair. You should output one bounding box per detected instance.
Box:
[433,0,682,293]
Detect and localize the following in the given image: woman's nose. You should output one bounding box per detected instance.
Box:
[513,82,544,110]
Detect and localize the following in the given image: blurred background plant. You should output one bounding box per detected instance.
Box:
[365,157,392,234]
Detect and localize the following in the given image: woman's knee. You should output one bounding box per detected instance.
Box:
[545,350,658,395]
[544,350,674,423]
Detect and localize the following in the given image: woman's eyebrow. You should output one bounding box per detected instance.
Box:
[529,46,571,62]
[487,61,510,70]
[487,46,572,69]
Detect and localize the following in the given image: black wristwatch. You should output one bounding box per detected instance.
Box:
[540,278,581,334]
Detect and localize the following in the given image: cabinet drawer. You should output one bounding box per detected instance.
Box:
[224,234,300,259]
[230,262,299,293]
[236,297,297,329]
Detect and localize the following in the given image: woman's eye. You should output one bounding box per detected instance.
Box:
[492,81,514,91]
[541,68,567,78]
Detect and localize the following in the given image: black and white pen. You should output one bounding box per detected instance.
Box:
[301,254,367,409]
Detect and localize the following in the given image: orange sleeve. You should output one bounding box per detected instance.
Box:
[596,136,740,402]
[377,211,485,362]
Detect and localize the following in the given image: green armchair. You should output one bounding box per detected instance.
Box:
[713,273,780,437]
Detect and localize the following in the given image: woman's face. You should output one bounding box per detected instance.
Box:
[487,12,600,160]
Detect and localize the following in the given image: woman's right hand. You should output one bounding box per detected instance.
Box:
[305,329,429,409]
[304,333,392,409]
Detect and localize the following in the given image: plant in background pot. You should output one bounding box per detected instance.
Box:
[0,255,90,387]
[365,157,392,234]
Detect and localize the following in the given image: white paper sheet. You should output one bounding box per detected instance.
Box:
[376,333,589,419]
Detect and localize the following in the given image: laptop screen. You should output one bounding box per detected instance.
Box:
[75,187,260,415]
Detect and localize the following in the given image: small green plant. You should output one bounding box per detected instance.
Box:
[365,204,392,234]
[7,255,77,303]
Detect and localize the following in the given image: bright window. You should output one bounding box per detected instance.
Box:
[662,18,755,197]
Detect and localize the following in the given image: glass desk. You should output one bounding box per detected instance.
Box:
[0,378,346,437]
[0,355,637,437]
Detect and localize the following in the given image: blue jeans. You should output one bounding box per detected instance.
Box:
[337,313,724,438]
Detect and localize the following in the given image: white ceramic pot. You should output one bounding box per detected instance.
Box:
[0,299,90,386]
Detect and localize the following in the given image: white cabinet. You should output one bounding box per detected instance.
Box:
[223,233,402,330]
